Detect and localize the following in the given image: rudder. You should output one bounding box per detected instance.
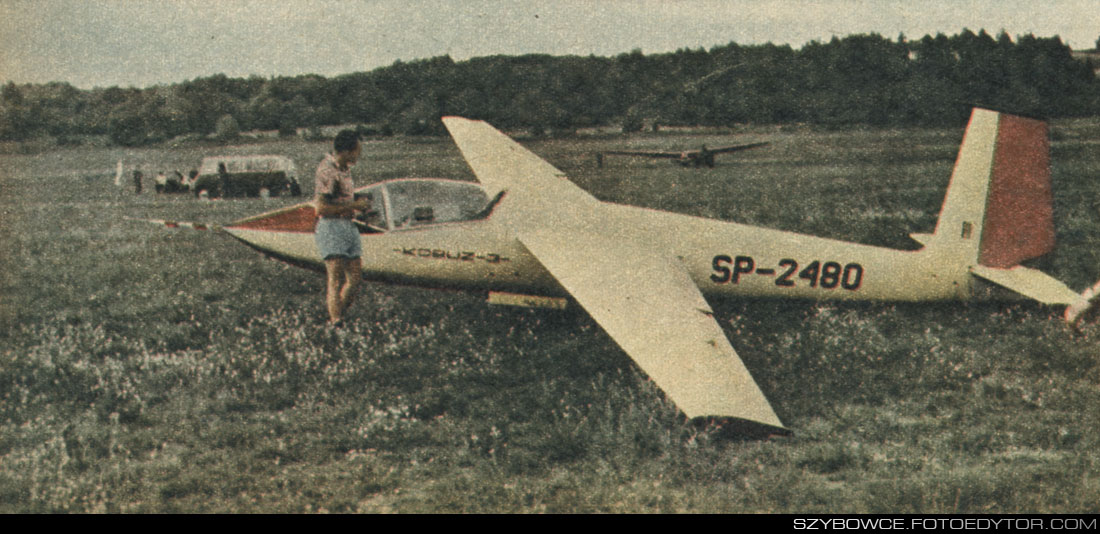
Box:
[979,112,1054,268]
[924,108,1054,269]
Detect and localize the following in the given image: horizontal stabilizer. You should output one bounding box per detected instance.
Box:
[970,264,1081,305]
[971,265,1100,325]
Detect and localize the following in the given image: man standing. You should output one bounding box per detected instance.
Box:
[314,130,371,326]
[217,163,230,198]
[132,167,143,194]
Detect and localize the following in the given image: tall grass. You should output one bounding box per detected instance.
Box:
[1,122,1099,512]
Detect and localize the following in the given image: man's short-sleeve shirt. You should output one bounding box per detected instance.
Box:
[314,153,355,204]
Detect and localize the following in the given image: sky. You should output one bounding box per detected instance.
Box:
[1,0,1097,89]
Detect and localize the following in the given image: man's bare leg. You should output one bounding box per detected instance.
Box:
[339,257,362,317]
[325,258,348,323]
[325,257,362,323]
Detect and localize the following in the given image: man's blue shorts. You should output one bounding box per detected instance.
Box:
[315,218,362,260]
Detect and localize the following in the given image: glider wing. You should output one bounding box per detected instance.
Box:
[518,228,784,427]
[442,116,783,428]
[709,142,770,154]
[602,150,682,159]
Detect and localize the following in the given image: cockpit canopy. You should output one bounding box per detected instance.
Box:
[356,178,500,232]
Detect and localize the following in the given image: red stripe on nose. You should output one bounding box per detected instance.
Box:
[226,205,318,233]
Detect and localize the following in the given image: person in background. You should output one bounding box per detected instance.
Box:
[132,167,143,194]
[217,162,230,198]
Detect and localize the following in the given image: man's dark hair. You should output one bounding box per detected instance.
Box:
[334,129,361,153]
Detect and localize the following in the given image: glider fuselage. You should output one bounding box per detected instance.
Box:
[225,196,966,305]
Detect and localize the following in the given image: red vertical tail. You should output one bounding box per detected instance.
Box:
[978,113,1055,268]
[926,109,1055,270]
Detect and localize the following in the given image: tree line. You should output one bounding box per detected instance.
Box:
[2,30,1097,146]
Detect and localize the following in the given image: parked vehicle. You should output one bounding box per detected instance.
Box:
[191,155,302,198]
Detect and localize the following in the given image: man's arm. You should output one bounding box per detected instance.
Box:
[314,194,370,218]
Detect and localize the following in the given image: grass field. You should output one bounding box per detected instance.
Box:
[2,119,1100,513]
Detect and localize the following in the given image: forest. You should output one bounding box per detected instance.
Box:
[2,30,1098,146]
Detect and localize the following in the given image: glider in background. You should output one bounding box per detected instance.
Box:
[599,141,769,167]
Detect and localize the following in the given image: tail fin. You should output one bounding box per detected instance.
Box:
[919,108,1100,324]
[916,108,1055,268]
